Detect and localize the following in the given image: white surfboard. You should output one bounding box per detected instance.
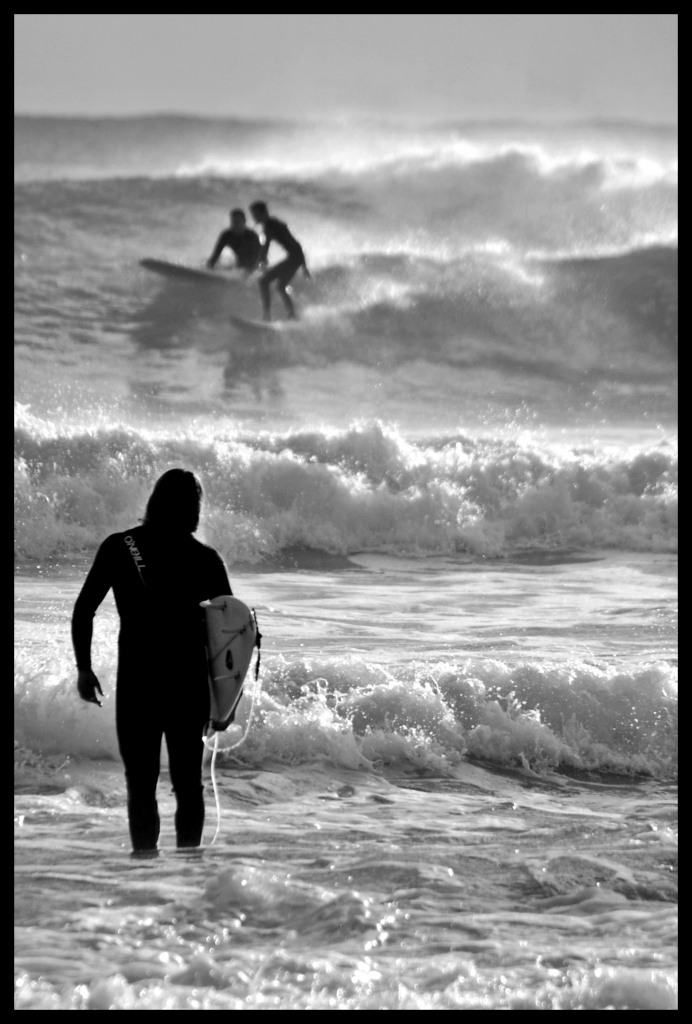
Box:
[229,313,285,333]
[140,258,242,287]
[200,596,259,732]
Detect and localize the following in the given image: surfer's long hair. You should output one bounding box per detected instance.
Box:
[142,468,203,534]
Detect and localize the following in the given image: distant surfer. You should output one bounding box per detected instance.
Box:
[249,200,311,321]
[206,208,261,274]
[71,469,233,857]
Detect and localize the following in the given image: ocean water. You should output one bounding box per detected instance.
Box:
[14,115,677,1009]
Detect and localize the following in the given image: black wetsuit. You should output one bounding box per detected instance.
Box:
[208,227,261,270]
[258,216,306,287]
[71,525,232,850]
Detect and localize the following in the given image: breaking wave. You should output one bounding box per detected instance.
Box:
[15,646,677,780]
[14,411,677,562]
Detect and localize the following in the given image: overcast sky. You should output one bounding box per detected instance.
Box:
[15,14,677,123]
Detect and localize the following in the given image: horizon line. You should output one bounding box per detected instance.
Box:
[14,110,679,131]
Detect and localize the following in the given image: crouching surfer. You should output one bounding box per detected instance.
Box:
[71,469,233,857]
[206,207,261,275]
[249,200,311,321]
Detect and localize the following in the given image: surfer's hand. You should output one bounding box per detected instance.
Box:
[77,669,103,707]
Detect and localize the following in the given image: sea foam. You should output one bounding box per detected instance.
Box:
[15,414,678,562]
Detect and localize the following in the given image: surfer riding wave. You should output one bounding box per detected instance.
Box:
[250,200,311,321]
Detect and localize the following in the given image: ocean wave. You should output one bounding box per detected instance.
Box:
[15,112,677,271]
[15,157,677,374]
[15,114,677,179]
[14,415,678,561]
[15,147,677,263]
[14,648,677,780]
[15,119,677,393]
[304,246,678,363]
[125,244,677,380]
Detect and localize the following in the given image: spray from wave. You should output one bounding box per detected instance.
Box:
[14,408,677,562]
[15,644,677,780]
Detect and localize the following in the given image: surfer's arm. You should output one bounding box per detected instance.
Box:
[206,232,228,269]
[256,226,273,268]
[77,669,104,707]
[71,539,114,671]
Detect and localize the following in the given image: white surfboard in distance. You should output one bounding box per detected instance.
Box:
[200,596,258,732]
[229,314,302,333]
[140,258,244,287]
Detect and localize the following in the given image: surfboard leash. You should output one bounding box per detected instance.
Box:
[207,732,222,847]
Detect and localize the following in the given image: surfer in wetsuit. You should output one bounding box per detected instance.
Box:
[71,469,232,856]
[249,200,311,321]
[207,208,261,273]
